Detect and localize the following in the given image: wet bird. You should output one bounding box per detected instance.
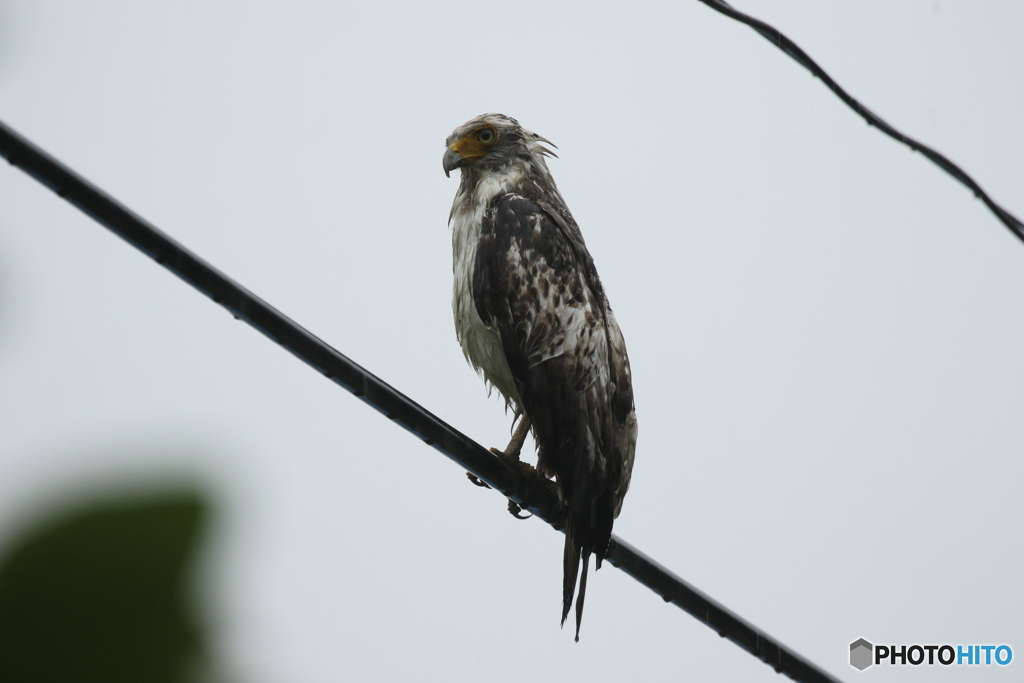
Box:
[443,114,637,640]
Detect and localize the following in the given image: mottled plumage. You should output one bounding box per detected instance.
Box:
[444,114,637,640]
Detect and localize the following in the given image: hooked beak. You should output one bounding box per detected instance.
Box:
[442,148,462,178]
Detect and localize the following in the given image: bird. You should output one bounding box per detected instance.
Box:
[443,113,637,641]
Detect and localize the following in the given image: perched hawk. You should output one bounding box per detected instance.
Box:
[443,114,637,640]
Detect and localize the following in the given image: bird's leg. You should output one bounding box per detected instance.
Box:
[464,413,528,489]
[491,415,531,460]
[495,416,539,520]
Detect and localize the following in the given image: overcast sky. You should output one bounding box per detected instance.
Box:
[1,1,1021,681]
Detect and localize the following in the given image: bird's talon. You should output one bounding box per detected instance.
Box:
[508,500,532,519]
[466,472,491,488]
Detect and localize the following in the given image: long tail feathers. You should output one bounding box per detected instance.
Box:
[574,548,592,642]
[560,529,580,630]
[561,524,595,642]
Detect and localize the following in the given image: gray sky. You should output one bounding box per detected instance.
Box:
[1,1,1021,681]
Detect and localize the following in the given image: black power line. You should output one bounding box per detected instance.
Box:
[697,0,1024,244]
[0,120,843,682]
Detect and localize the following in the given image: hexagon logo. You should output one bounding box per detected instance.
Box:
[850,638,873,671]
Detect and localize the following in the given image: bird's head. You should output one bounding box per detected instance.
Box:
[443,113,556,178]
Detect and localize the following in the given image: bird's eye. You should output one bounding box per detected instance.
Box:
[477,128,496,144]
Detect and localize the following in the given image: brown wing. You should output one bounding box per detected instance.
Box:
[473,192,636,536]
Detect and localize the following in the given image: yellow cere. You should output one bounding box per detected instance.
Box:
[449,127,497,159]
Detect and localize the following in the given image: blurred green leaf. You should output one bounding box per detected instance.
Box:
[0,493,207,683]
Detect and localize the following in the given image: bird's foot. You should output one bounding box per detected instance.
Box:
[478,447,545,521]
[492,448,539,479]
[466,416,531,491]
[496,453,554,519]
[467,416,553,521]
[490,446,520,460]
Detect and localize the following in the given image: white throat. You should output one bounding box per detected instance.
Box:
[449,163,530,410]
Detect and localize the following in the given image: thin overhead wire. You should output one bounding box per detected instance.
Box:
[0,119,842,682]
[696,0,1024,245]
